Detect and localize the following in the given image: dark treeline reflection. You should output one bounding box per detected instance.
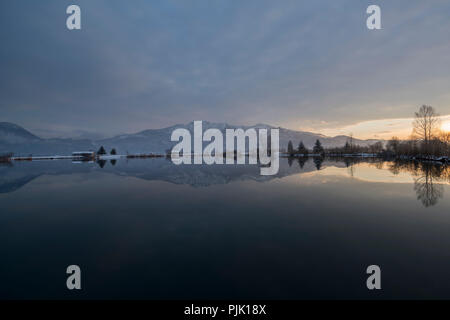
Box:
[388,161,448,207]
[97,159,107,168]
[298,157,307,169]
[313,157,324,170]
[286,156,449,208]
[288,156,323,170]
[344,159,449,208]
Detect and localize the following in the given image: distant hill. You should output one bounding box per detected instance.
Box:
[0,122,41,144]
[97,121,382,154]
[0,121,383,155]
[0,122,95,156]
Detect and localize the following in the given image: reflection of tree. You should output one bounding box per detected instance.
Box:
[374,161,384,170]
[97,159,107,168]
[347,164,354,177]
[388,161,448,207]
[297,157,307,169]
[313,157,323,170]
[344,158,352,168]
[288,156,293,167]
[413,165,444,207]
[110,159,117,166]
[388,161,417,176]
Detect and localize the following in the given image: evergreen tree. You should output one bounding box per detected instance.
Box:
[313,139,324,154]
[287,140,295,156]
[97,146,107,155]
[298,141,308,155]
[110,148,117,155]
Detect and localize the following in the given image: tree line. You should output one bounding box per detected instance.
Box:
[286,105,450,159]
[386,105,449,158]
[287,138,383,157]
[97,146,116,155]
[287,139,324,156]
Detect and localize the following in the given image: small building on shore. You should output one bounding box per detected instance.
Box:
[72,151,96,161]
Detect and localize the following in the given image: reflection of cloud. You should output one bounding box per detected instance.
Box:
[305,160,449,208]
[314,163,415,184]
[312,161,450,186]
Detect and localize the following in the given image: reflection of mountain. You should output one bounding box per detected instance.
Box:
[2,158,448,210]
[0,160,95,194]
[0,121,382,155]
[101,158,317,187]
[0,174,40,194]
[0,158,324,193]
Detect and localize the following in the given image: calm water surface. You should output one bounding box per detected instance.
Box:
[1,158,450,299]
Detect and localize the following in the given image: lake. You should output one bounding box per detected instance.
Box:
[1,157,450,299]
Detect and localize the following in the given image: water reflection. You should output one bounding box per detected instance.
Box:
[313,157,324,170]
[97,159,107,168]
[288,156,294,167]
[387,161,448,207]
[297,157,307,169]
[288,155,323,170]
[1,157,449,208]
[2,157,450,300]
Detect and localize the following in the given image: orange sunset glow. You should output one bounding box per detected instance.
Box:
[310,114,450,140]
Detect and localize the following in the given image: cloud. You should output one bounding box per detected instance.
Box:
[1,0,450,136]
[314,114,450,139]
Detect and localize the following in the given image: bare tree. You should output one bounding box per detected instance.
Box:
[413,105,440,143]
[368,141,383,154]
[349,133,354,152]
[386,136,400,154]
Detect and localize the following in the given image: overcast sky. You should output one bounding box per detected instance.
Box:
[1,0,450,139]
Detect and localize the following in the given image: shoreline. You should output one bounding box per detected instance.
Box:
[281,153,450,164]
[2,152,448,165]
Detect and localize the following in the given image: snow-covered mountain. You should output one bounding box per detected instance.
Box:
[0,121,383,155]
[97,121,382,154]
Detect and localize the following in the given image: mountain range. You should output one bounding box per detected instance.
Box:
[0,121,382,156]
